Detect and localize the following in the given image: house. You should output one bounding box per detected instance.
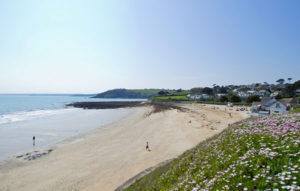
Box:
[258,89,271,97]
[270,91,280,97]
[247,90,256,96]
[237,92,250,98]
[251,97,288,115]
[296,89,300,96]
[215,94,226,98]
[187,94,210,100]
[233,89,239,93]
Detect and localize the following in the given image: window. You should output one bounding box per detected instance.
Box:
[276,103,280,108]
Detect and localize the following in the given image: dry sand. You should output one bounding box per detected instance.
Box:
[0,104,249,191]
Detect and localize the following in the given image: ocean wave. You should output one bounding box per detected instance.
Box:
[0,109,74,125]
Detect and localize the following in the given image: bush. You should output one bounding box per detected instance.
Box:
[275,94,282,100]
[219,95,228,102]
[246,95,261,103]
[230,95,241,102]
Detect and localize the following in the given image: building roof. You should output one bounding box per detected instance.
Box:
[278,100,287,107]
[261,97,275,107]
[260,97,287,107]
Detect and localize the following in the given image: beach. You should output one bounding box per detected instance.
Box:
[0,104,249,191]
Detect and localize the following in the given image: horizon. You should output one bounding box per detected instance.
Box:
[0,78,298,94]
[1,0,299,94]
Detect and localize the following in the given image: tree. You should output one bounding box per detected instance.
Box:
[212,84,218,94]
[283,84,295,97]
[230,95,241,103]
[275,94,282,100]
[191,87,202,93]
[279,80,300,98]
[202,87,213,95]
[218,86,228,93]
[276,79,285,85]
[158,90,168,96]
[219,95,228,102]
[246,95,261,103]
[287,78,292,83]
[294,80,300,90]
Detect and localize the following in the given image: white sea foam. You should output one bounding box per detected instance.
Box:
[0,109,74,125]
[0,107,137,161]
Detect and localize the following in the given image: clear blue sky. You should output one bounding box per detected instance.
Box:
[0,0,299,93]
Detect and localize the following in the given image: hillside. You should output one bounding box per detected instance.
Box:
[124,113,300,190]
[92,89,162,99]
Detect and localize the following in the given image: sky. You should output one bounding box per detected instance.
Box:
[0,0,299,93]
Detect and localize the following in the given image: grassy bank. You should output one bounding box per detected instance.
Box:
[150,96,191,102]
[124,113,300,190]
[290,105,300,113]
[150,97,251,106]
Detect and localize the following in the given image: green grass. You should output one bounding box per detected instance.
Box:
[124,114,300,191]
[150,96,191,102]
[289,105,300,113]
[129,89,163,96]
[150,96,251,106]
[168,91,192,96]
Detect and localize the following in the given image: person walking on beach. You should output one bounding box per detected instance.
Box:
[146,141,150,151]
[33,136,35,146]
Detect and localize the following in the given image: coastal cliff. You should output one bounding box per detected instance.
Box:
[92,89,160,99]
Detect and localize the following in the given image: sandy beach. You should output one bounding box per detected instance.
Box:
[0,104,249,191]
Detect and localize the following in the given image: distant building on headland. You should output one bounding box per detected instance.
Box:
[251,97,288,116]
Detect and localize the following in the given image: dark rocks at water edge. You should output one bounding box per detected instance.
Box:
[66,102,187,114]
[16,149,53,161]
[67,102,143,109]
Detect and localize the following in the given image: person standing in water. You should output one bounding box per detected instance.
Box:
[33,136,35,146]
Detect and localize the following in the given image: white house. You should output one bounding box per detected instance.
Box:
[238,92,250,98]
[270,91,280,97]
[247,90,256,96]
[216,94,226,98]
[258,90,271,97]
[187,94,210,99]
[251,97,288,115]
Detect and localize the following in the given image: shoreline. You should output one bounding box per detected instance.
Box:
[0,103,249,191]
[0,107,139,164]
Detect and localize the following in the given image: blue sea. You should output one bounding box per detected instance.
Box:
[0,94,145,124]
[0,94,145,160]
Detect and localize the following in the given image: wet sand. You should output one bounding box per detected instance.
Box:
[0,104,249,191]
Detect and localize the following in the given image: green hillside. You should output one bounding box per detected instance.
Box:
[92,89,162,99]
[129,89,162,96]
[124,113,300,190]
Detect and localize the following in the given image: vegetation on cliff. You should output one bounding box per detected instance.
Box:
[92,89,162,99]
[124,113,300,190]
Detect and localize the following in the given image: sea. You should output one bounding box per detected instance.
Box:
[0,94,146,161]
